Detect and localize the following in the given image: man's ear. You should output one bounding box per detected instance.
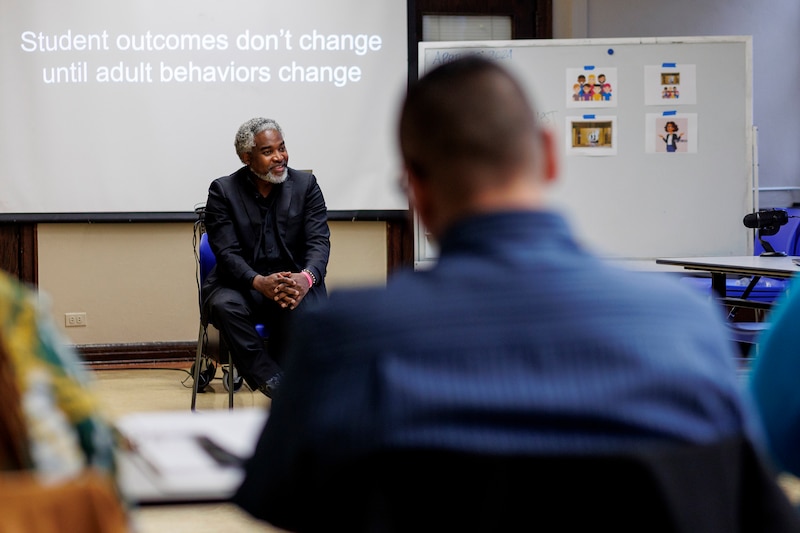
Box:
[406,166,424,212]
[539,129,559,184]
[239,152,250,165]
[406,166,436,237]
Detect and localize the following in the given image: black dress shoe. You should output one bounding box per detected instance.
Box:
[258,372,283,399]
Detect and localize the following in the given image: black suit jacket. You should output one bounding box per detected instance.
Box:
[201,166,330,310]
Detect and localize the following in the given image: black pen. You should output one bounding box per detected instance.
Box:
[196,436,244,467]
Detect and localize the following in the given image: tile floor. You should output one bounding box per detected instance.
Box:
[91,363,283,533]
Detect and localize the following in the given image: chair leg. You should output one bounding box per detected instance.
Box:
[218,334,235,410]
[193,323,248,411]
[191,324,205,411]
[228,350,235,410]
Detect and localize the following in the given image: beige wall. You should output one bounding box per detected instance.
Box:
[37,221,387,345]
[552,0,588,39]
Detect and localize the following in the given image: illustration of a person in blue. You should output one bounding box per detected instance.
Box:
[659,120,683,153]
[601,83,612,101]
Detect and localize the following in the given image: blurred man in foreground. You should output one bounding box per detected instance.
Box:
[234,56,798,532]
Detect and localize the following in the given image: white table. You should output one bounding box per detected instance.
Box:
[655,256,800,299]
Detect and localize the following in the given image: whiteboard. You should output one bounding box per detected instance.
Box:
[415,36,754,267]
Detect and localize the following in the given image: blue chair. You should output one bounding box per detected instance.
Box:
[731,209,800,355]
[191,231,269,411]
[680,209,800,358]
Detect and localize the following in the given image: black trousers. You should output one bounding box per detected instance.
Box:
[205,286,290,389]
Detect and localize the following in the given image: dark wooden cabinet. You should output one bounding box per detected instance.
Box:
[0,224,36,285]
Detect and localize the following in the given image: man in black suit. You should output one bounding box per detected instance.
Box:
[202,117,330,398]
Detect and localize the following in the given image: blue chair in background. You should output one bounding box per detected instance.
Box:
[732,207,800,354]
[191,230,269,411]
[680,207,800,359]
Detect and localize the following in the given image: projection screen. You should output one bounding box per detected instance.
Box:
[0,0,409,219]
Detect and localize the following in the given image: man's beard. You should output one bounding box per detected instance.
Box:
[253,167,288,184]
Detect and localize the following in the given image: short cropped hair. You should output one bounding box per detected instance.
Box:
[398,55,539,187]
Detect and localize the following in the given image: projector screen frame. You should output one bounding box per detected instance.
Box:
[0,0,417,220]
[0,209,408,223]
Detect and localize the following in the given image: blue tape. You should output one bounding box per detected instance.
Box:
[662,62,677,68]
[583,65,595,71]
[583,114,596,119]
[662,110,677,116]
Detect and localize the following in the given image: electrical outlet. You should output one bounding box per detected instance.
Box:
[65,312,87,327]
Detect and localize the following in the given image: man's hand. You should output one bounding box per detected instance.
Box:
[252,272,310,310]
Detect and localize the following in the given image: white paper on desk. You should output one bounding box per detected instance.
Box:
[115,407,269,502]
[118,448,246,501]
[134,437,218,473]
[116,407,268,458]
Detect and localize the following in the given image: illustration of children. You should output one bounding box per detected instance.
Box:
[576,74,587,100]
[585,74,597,101]
[659,121,683,153]
[597,73,608,93]
[601,83,612,101]
[582,82,595,101]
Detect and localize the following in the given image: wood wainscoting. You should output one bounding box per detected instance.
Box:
[77,342,196,367]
